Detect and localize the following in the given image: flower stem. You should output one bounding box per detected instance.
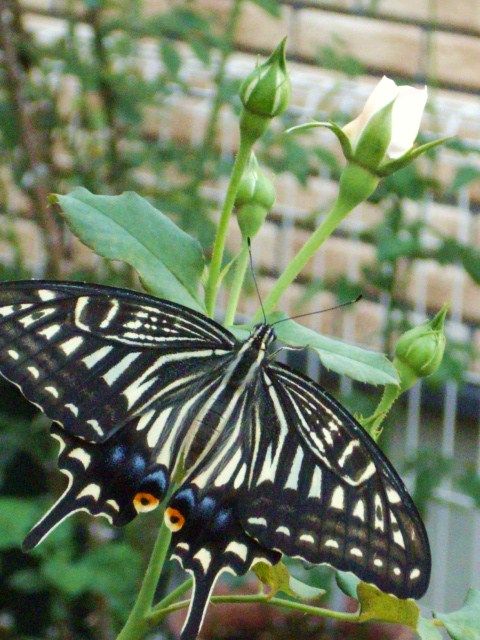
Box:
[205,136,254,317]
[116,517,172,640]
[223,240,250,326]
[146,593,360,627]
[153,578,193,612]
[253,198,351,321]
[359,383,401,441]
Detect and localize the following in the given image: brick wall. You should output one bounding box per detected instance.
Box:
[8,0,480,376]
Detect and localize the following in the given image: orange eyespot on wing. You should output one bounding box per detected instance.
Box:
[133,492,160,513]
[164,507,185,532]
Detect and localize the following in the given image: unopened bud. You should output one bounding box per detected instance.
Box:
[394,305,448,389]
[239,38,291,142]
[235,154,275,238]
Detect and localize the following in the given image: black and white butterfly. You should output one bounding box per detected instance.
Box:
[0,280,430,640]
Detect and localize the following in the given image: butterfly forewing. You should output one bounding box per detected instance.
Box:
[0,281,236,441]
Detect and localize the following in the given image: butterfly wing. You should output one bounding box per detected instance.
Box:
[23,359,241,550]
[238,361,431,600]
[166,383,280,640]
[0,280,236,441]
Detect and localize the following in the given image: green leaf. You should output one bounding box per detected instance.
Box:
[41,542,141,604]
[335,570,360,598]
[253,561,325,601]
[449,165,480,194]
[0,497,41,549]
[462,246,480,284]
[272,317,399,386]
[160,41,181,77]
[357,582,419,628]
[9,568,48,593]
[53,188,206,311]
[289,576,326,602]
[417,616,443,640]
[228,324,250,341]
[42,550,94,596]
[436,589,480,640]
[250,0,281,17]
[253,561,295,597]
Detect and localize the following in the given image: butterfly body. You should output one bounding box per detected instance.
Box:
[0,281,431,640]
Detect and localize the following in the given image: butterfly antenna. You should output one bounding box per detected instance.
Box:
[272,294,362,326]
[247,238,267,324]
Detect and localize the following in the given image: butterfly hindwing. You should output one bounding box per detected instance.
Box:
[168,485,280,640]
[0,281,236,441]
[239,361,431,599]
[23,418,171,550]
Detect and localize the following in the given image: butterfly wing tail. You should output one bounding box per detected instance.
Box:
[179,572,222,640]
[23,480,79,551]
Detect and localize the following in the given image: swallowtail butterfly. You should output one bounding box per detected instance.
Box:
[0,280,430,639]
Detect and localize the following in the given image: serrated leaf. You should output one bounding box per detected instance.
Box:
[436,589,480,640]
[357,582,419,628]
[253,561,295,597]
[54,188,205,311]
[336,570,360,598]
[271,317,399,386]
[417,616,443,640]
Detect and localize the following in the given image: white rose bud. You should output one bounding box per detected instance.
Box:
[343,76,427,161]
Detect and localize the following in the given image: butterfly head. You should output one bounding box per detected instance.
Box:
[249,324,276,353]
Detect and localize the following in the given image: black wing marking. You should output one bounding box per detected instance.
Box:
[0,280,236,441]
[238,362,431,600]
[24,420,169,550]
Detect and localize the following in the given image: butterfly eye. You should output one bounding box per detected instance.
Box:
[133,492,160,513]
[164,507,185,532]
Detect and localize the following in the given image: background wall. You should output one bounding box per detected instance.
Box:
[0,1,479,638]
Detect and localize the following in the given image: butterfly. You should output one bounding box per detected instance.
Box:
[0,280,430,640]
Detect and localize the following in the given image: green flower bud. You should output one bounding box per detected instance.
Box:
[237,203,268,238]
[235,154,260,207]
[394,305,448,388]
[235,154,275,238]
[239,38,291,142]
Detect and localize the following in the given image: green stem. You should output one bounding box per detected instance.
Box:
[205,136,254,317]
[116,517,172,640]
[146,593,360,627]
[359,383,402,441]
[224,239,250,326]
[153,578,193,611]
[253,198,351,321]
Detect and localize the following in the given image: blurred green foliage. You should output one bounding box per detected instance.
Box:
[0,0,480,638]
